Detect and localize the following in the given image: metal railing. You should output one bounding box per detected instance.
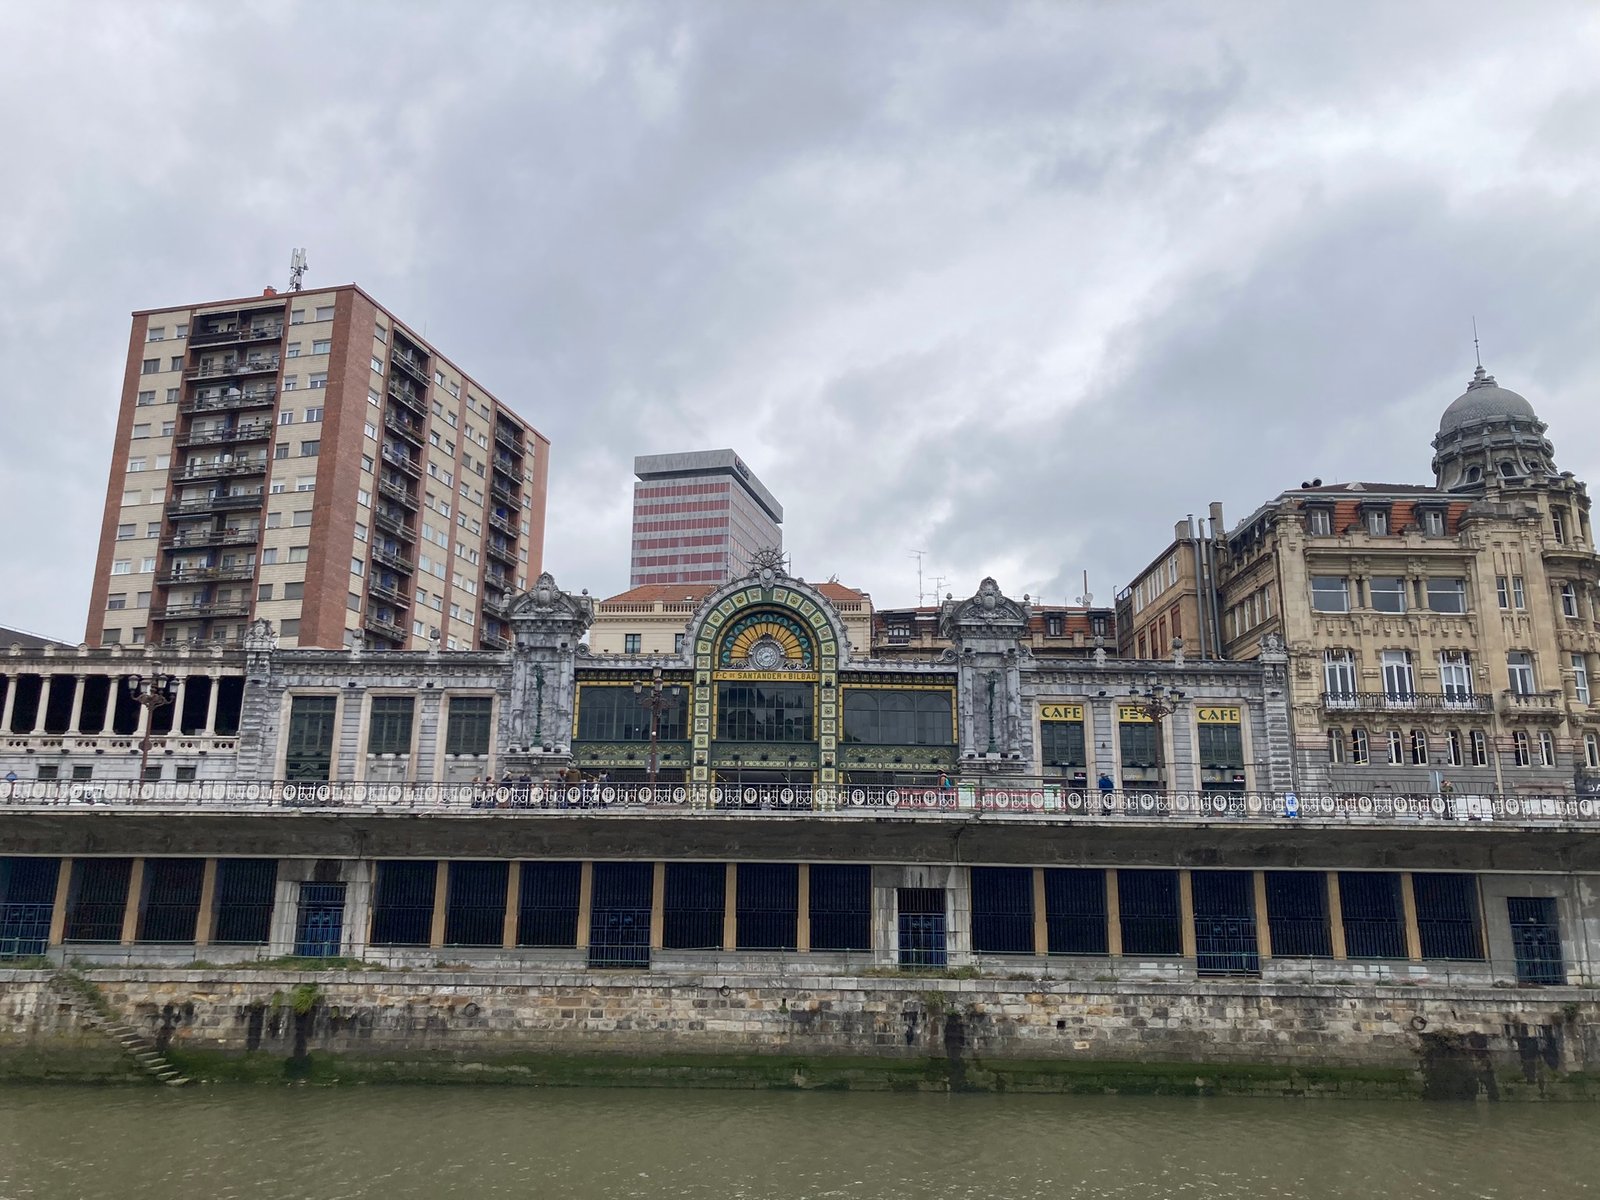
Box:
[2,780,1597,824]
[181,390,276,414]
[176,422,273,447]
[1321,691,1493,713]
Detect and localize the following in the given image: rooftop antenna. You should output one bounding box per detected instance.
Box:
[1472,316,1481,369]
[931,575,946,605]
[289,248,308,292]
[1075,570,1093,608]
[908,550,928,606]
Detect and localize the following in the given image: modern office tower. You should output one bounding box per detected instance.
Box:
[630,449,783,586]
[86,284,549,651]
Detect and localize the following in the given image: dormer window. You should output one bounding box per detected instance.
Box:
[1419,508,1446,536]
[1306,507,1332,536]
[1365,508,1389,536]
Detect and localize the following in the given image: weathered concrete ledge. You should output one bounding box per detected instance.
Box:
[2,968,1596,1098]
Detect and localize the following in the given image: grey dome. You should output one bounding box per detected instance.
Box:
[1439,366,1538,433]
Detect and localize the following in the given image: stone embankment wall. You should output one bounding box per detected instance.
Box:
[1,969,1596,1097]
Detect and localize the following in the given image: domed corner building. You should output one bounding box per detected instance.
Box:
[1432,365,1559,492]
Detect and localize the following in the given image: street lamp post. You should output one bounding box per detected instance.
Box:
[1128,679,1182,795]
[633,666,680,790]
[127,672,174,785]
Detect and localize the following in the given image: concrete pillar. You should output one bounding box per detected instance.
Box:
[344,861,373,959]
[203,676,221,737]
[649,862,666,951]
[796,863,810,953]
[47,858,72,947]
[266,867,300,957]
[502,861,521,950]
[1327,871,1348,960]
[1253,870,1272,961]
[945,865,972,968]
[32,677,49,735]
[722,863,738,952]
[1105,868,1123,957]
[1032,867,1049,957]
[120,858,146,945]
[575,861,593,950]
[66,676,86,736]
[100,676,118,735]
[169,676,189,735]
[194,857,218,946]
[0,676,17,735]
[1178,869,1197,962]
[1400,871,1423,963]
[428,861,449,949]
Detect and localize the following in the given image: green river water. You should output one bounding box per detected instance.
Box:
[0,1087,1592,1198]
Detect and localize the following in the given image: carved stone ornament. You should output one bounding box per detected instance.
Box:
[508,572,595,635]
[940,577,1030,638]
[243,617,278,653]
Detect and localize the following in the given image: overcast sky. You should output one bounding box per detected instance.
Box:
[2,2,1598,639]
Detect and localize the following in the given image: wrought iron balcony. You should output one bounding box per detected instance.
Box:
[387,380,426,414]
[371,545,414,574]
[1320,691,1492,714]
[166,493,264,518]
[186,357,280,381]
[189,324,284,348]
[176,421,273,447]
[180,389,276,415]
[162,527,259,550]
[390,351,429,384]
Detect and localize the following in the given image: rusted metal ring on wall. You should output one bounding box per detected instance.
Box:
[1410,1015,1428,1031]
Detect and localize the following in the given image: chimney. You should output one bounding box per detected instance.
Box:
[263,286,277,297]
[1207,501,1225,540]
[1174,519,1189,542]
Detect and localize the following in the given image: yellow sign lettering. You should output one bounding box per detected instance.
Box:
[1196,706,1241,724]
[1038,704,1083,722]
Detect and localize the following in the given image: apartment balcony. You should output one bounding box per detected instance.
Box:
[493,421,524,452]
[390,351,429,384]
[173,458,268,483]
[486,539,517,565]
[480,630,509,651]
[1498,689,1564,719]
[372,545,414,574]
[180,388,277,415]
[383,406,424,444]
[362,612,408,644]
[381,446,421,477]
[1320,690,1493,714]
[487,510,516,537]
[492,454,520,480]
[176,420,273,447]
[368,579,410,608]
[489,479,521,508]
[372,507,414,538]
[189,324,284,348]
[377,476,416,507]
[186,357,280,381]
[482,593,509,618]
[162,527,259,551]
[166,492,265,519]
[156,563,255,586]
[387,379,426,415]
[153,599,251,621]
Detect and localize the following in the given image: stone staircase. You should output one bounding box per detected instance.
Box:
[50,971,190,1087]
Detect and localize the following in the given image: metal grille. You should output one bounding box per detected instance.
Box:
[809,864,871,951]
[517,861,581,948]
[1264,871,1332,957]
[294,882,345,956]
[1118,869,1182,956]
[1507,897,1564,984]
[212,859,276,944]
[444,861,508,947]
[588,862,652,968]
[370,860,437,946]
[897,887,946,967]
[1338,872,1406,959]
[1192,870,1259,976]
[137,858,204,943]
[1413,873,1483,960]
[971,866,1034,954]
[65,858,133,943]
[662,863,725,950]
[0,857,59,959]
[736,863,798,951]
[1044,869,1107,955]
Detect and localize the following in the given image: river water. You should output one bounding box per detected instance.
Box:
[0,1087,1591,1199]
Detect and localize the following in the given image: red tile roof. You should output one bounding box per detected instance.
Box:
[600,580,868,606]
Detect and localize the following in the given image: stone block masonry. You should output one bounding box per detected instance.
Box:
[0,968,1595,1098]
